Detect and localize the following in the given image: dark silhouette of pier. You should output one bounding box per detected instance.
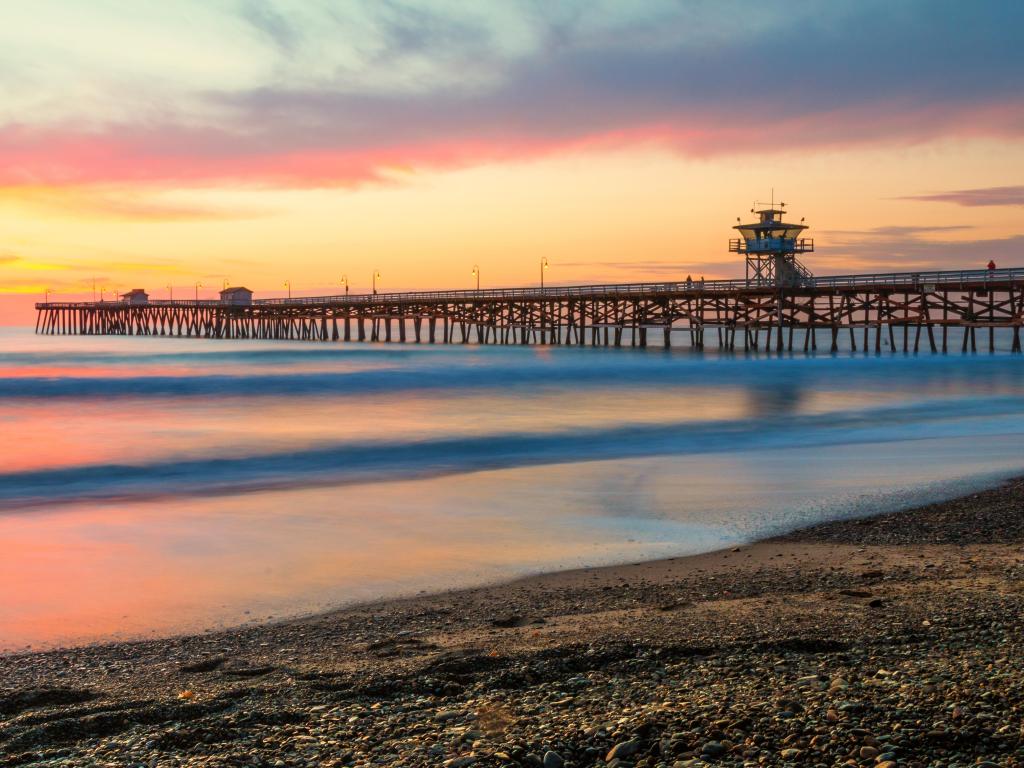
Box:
[34,267,1024,353]
[34,205,1024,353]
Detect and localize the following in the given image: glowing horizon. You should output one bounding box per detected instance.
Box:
[3,1,1024,323]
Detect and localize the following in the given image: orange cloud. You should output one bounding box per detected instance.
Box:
[0,184,272,221]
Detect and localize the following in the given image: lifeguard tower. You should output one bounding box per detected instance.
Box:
[730,200,814,287]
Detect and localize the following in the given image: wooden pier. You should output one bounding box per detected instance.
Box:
[34,267,1024,353]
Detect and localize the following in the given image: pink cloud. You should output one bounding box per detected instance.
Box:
[2,98,1023,192]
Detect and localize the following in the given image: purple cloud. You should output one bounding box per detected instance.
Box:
[899,186,1024,207]
[3,0,1023,188]
[814,227,1024,271]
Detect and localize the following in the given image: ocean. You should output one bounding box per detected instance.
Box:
[2,326,1023,651]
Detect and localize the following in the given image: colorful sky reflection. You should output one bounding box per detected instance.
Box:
[2,1,1024,323]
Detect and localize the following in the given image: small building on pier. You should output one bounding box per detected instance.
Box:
[220,286,254,306]
[730,204,814,287]
[120,288,149,305]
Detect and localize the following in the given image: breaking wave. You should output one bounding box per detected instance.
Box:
[2,394,1022,511]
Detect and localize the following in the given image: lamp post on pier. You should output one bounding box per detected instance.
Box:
[44,288,52,304]
[372,270,381,295]
[540,257,549,289]
[167,284,173,300]
[223,278,230,290]
[341,275,349,296]
[472,265,480,291]
[194,282,202,302]
[284,280,291,300]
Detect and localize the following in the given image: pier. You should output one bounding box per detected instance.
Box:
[34,267,1024,353]
[34,204,1024,353]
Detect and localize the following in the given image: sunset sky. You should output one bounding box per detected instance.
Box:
[2,0,1023,323]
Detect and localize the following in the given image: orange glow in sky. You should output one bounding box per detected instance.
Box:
[2,2,1023,324]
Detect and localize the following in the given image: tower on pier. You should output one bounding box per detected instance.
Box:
[730,201,814,286]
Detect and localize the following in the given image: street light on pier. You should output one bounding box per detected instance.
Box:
[472,265,480,291]
[341,275,349,296]
[223,278,230,290]
[44,288,52,304]
[372,270,381,295]
[284,280,291,299]
[167,284,173,300]
[194,282,202,302]
[540,257,549,289]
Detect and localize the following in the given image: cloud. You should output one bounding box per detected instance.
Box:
[823,225,973,237]
[79,195,270,221]
[1,0,1023,188]
[0,184,271,221]
[899,186,1024,207]
[813,226,1024,272]
[238,0,302,56]
[559,259,735,278]
[0,249,205,283]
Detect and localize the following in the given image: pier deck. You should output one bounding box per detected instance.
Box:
[35,267,1024,353]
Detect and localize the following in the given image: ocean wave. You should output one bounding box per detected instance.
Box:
[0,345,455,367]
[0,352,1020,400]
[2,395,1022,511]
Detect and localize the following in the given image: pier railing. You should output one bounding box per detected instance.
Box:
[252,266,1024,306]
[36,266,1024,309]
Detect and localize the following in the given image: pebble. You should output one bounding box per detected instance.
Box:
[701,740,726,757]
[607,739,641,760]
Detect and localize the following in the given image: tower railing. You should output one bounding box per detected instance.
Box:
[729,237,814,254]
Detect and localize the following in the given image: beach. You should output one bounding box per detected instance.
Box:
[3,478,1023,766]
[5,2,1024,764]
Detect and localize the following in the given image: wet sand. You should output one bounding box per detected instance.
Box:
[3,479,1024,766]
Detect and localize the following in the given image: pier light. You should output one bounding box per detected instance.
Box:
[372,270,381,295]
[194,282,203,302]
[167,284,173,300]
[223,278,230,290]
[541,257,549,289]
[472,265,480,291]
[284,280,291,299]
[44,288,52,304]
[341,275,349,296]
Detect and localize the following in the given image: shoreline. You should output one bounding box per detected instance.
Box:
[3,477,1024,765]
[8,464,1019,657]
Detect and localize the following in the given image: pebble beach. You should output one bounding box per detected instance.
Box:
[3,479,1024,767]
